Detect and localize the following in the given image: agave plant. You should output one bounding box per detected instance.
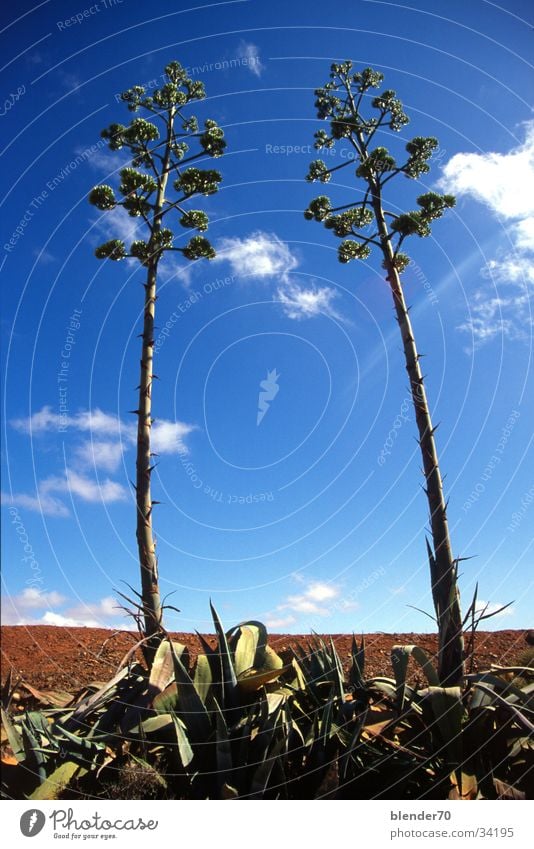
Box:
[2,613,532,800]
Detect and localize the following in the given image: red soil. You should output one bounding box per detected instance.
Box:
[1,626,531,692]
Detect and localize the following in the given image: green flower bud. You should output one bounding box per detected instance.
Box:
[338,240,371,263]
[306,160,330,183]
[182,235,215,260]
[304,195,332,222]
[174,168,222,196]
[95,239,126,260]
[88,185,116,210]
[180,210,209,231]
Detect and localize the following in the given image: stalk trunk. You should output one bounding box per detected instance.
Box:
[372,195,464,686]
[135,109,174,654]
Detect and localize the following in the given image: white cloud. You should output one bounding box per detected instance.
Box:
[12,407,194,455]
[41,470,128,504]
[75,440,124,472]
[42,611,100,627]
[212,230,342,321]
[152,420,195,455]
[12,406,133,440]
[273,580,341,620]
[277,280,340,320]
[305,582,339,602]
[439,124,534,219]
[8,407,195,517]
[83,145,127,175]
[438,122,534,348]
[66,596,119,621]
[92,206,142,260]
[237,41,264,77]
[1,590,122,628]
[13,587,67,609]
[214,231,298,282]
[1,490,70,518]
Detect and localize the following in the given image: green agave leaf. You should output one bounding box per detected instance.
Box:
[29,760,79,800]
[193,653,212,703]
[466,672,530,705]
[233,625,258,678]
[172,714,194,768]
[237,667,286,693]
[71,664,145,722]
[21,722,46,782]
[221,782,239,799]
[329,637,345,701]
[141,714,174,735]
[422,686,464,767]
[391,644,439,711]
[153,683,178,714]
[472,683,534,733]
[54,724,107,757]
[149,640,188,695]
[210,602,238,703]
[367,677,398,700]
[214,700,232,783]
[248,735,285,799]
[263,644,284,671]
[1,707,25,763]
[169,640,211,743]
[228,620,268,668]
[349,635,365,688]
[20,682,74,708]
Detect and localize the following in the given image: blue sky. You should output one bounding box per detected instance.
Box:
[1,0,533,635]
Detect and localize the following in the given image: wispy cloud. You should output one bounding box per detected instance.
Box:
[438,121,534,348]
[12,406,130,439]
[152,420,195,455]
[212,230,341,320]
[82,144,127,175]
[41,470,128,504]
[8,406,195,517]
[1,588,122,628]
[2,587,121,628]
[12,588,67,610]
[92,206,142,255]
[75,440,124,473]
[267,580,343,627]
[213,231,298,282]
[237,40,264,77]
[1,490,70,518]
[277,280,341,321]
[12,406,194,456]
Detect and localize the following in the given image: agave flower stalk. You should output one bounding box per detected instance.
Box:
[89,62,225,654]
[305,62,463,686]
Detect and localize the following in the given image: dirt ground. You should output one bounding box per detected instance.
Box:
[1,626,531,692]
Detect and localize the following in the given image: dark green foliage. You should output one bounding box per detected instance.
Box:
[182,236,216,261]
[179,209,209,231]
[339,240,371,263]
[88,185,116,210]
[94,239,126,261]
[174,167,222,197]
